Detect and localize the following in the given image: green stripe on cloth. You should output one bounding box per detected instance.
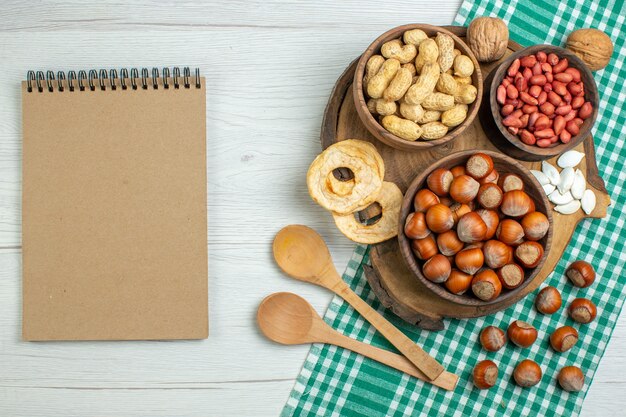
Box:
[283,1,626,415]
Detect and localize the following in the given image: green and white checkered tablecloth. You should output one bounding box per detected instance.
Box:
[282,1,625,416]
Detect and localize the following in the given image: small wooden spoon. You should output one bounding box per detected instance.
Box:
[258,292,458,391]
[272,225,445,381]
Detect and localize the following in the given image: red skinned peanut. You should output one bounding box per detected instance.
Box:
[520,129,536,145]
[507,84,519,99]
[530,75,547,85]
[553,58,569,73]
[579,102,593,119]
[508,59,521,77]
[566,120,580,135]
[563,110,577,122]
[547,53,559,65]
[536,51,547,63]
[571,96,584,109]
[501,104,515,116]
[537,91,548,105]
[537,138,552,147]
[560,130,572,143]
[520,55,537,67]
[497,85,507,105]
[553,115,566,135]
[553,81,567,95]
[554,73,573,83]
[555,105,572,115]
[565,67,581,82]
[539,102,555,116]
[535,128,555,138]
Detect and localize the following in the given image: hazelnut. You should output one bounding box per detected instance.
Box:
[500,190,533,218]
[566,260,596,288]
[507,320,537,347]
[445,269,473,295]
[496,219,524,246]
[422,254,451,284]
[404,212,430,240]
[471,269,502,301]
[535,286,562,314]
[550,326,578,352]
[520,211,549,241]
[477,183,503,210]
[473,360,499,389]
[498,173,524,192]
[480,326,506,352]
[483,240,513,269]
[413,189,440,213]
[466,153,494,179]
[427,168,454,197]
[566,28,613,71]
[496,263,525,289]
[514,241,544,269]
[454,246,484,275]
[513,359,542,387]
[449,175,480,204]
[568,298,597,324]
[467,17,509,63]
[558,366,585,392]
[411,234,438,260]
[437,230,464,256]
[425,203,454,233]
[456,212,487,243]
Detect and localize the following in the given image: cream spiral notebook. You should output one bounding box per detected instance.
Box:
[21,67,208,341]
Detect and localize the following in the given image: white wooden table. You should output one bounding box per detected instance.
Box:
[0,1,623,415]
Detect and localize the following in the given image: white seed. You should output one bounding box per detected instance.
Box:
[571,169,586,200]
[543,183,556,194]
[554,200,581,214]
[542,161,560,185]
[557,150,585,168]
[581,189,596,215]
[531,169,550,185]
[549,190,574,205]
[557,167,575,193]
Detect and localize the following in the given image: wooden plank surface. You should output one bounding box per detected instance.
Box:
[0,1,623,415]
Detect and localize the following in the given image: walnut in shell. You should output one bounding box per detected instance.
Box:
[566,28,613,71]
[467,17,509,62]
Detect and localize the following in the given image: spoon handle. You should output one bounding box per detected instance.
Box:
[328,331,458,391]
[330,278,445,381]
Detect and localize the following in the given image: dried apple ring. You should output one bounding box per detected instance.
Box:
[332,181,402,244]
[307,139,385,214]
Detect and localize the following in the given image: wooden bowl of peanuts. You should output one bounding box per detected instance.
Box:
[354,24,483,152]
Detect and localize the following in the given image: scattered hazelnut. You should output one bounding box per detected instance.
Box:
[480,326,506,352]
[550,326,579,352]
[558,366,585,392]
[473,359,499,389]
[507,320,537,347]
[568,298,597,324]
[566,260,596,288]
[535,286,562,314]
[513,359,542,387]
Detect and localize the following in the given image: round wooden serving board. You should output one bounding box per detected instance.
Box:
[320,26,611,330]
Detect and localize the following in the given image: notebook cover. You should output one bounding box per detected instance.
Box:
[21,76,208,341]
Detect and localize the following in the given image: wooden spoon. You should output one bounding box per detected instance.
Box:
[272,225,445,381]
[258,292,458,391]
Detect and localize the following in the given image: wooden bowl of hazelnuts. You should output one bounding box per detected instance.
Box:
[397,150,553,306]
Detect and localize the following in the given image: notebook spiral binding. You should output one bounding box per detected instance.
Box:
[26,67,201,93]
